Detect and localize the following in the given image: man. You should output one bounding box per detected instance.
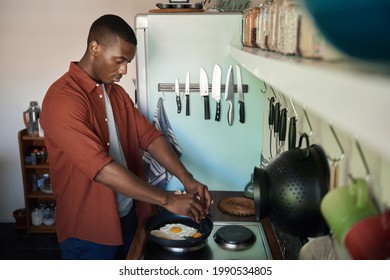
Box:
[40,14,211,260]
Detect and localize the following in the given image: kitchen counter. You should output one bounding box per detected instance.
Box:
[126,191,283,260]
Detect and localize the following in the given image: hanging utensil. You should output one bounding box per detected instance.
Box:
[185,70,190,116]
[254,133,330,237]
[211,64,221,121]
[277,108,287,155]
[199,67,210,120]
[225,65,234,126]
[267,96,275,161]
[288,97,298,150]
[175,78,181,113]
[236,65,245,123]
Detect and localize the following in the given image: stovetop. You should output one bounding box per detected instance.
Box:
[142,221,272,260]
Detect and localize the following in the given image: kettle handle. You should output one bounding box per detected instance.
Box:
[298,133,310,158]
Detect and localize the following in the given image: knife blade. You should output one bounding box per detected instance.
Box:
[175,78,181,113]
[211,64,221,121]
[236,65,245,123]
[200,67,210,120]
[185,70,190,116]
[225,65,234,126]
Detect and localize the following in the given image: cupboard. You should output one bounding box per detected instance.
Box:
[18,129,55,233]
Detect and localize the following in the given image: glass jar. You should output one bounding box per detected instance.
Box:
[281,0,301,55]
[247,7,261,47]
[43,204,55,226]
[269,0,282,52]
[31,208,43,226]
[256,1,271,50]
[242,8,249,46]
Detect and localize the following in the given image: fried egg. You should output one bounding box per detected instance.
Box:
[150,223,201,240]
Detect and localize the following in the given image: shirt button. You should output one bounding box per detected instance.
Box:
[107,142,110,146]
[96,84,99,87]
[99,95,103,98]
[105,118,108,122]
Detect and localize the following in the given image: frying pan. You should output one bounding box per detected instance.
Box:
[144,211,213,248]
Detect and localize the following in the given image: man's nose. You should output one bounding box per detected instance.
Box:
[119,63,127,75]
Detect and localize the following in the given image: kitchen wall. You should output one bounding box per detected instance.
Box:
[0,0,157,222]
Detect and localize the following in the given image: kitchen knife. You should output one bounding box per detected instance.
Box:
[236,65,245,123]
[175,78,181,113]
[185,70,190,116]
[211,64,221,121]
[200,67,210,120]
[225,65,234,126]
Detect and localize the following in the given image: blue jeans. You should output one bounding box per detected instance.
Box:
[59,207,138,260]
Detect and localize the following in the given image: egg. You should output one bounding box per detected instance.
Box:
[150,223,200,240]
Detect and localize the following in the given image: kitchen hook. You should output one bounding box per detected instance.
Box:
[288,97,298,121]
[261,81,268,93]
[299,106,313,137]
[326,122,345,190]
[326,122,345,163]
[349,139,370,183]
[161,91,166,101]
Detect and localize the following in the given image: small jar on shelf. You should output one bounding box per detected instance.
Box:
[31,207,44,226]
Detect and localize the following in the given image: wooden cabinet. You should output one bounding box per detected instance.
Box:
[18,129,56,233]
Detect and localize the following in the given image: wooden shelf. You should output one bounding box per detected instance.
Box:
[230,45,390,158]
[27,192,54,199]
[18,129,56,234]
[25,164,50,169]
[30,225,56,233]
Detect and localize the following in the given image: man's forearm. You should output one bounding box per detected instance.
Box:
[94,160,169,207]
[146,136,194,186]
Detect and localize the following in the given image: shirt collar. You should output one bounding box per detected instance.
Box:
[68,62,113,94]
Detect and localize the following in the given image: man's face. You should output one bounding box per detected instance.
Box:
[92,37,136,84]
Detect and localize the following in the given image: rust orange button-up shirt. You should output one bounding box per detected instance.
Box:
[40,62,162,245]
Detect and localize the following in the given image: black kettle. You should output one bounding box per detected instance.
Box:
[254,133,330,237]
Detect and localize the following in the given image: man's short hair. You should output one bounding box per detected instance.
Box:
[87,14,137,47]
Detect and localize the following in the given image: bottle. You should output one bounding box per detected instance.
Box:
[31,149,39,165]
[23,101,41,137]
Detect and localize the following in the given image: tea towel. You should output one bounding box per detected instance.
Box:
[143,97,182,189]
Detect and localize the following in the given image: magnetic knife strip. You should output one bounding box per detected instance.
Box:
[158,83,249,93]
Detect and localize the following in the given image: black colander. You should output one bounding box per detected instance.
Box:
[254,133,330,237]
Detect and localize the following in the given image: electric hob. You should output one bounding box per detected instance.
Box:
[142,221,272,260]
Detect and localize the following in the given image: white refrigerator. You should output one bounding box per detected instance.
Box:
[135,13,265,191]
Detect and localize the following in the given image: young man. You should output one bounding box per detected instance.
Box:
[40,14,211,260]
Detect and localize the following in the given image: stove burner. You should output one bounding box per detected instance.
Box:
[162,240,208,253]
[213,225,256,251]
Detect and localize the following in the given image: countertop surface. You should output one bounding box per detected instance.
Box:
[126,191,283,260]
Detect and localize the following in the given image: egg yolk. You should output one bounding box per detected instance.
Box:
[192,232,202,238]
[170,227,182,233]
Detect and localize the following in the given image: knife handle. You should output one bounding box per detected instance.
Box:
[227,101,233,126]
[288,116,297,150]
[215,102,221,121]
[268,97,275,127]
[176,95,181,113]
[239,100,245,123]
[274,102,281,134]
[204,96,210,120]
[185,95,190,116]
[279,108,287,142]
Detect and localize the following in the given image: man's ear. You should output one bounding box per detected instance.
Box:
[89,41,99,57]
